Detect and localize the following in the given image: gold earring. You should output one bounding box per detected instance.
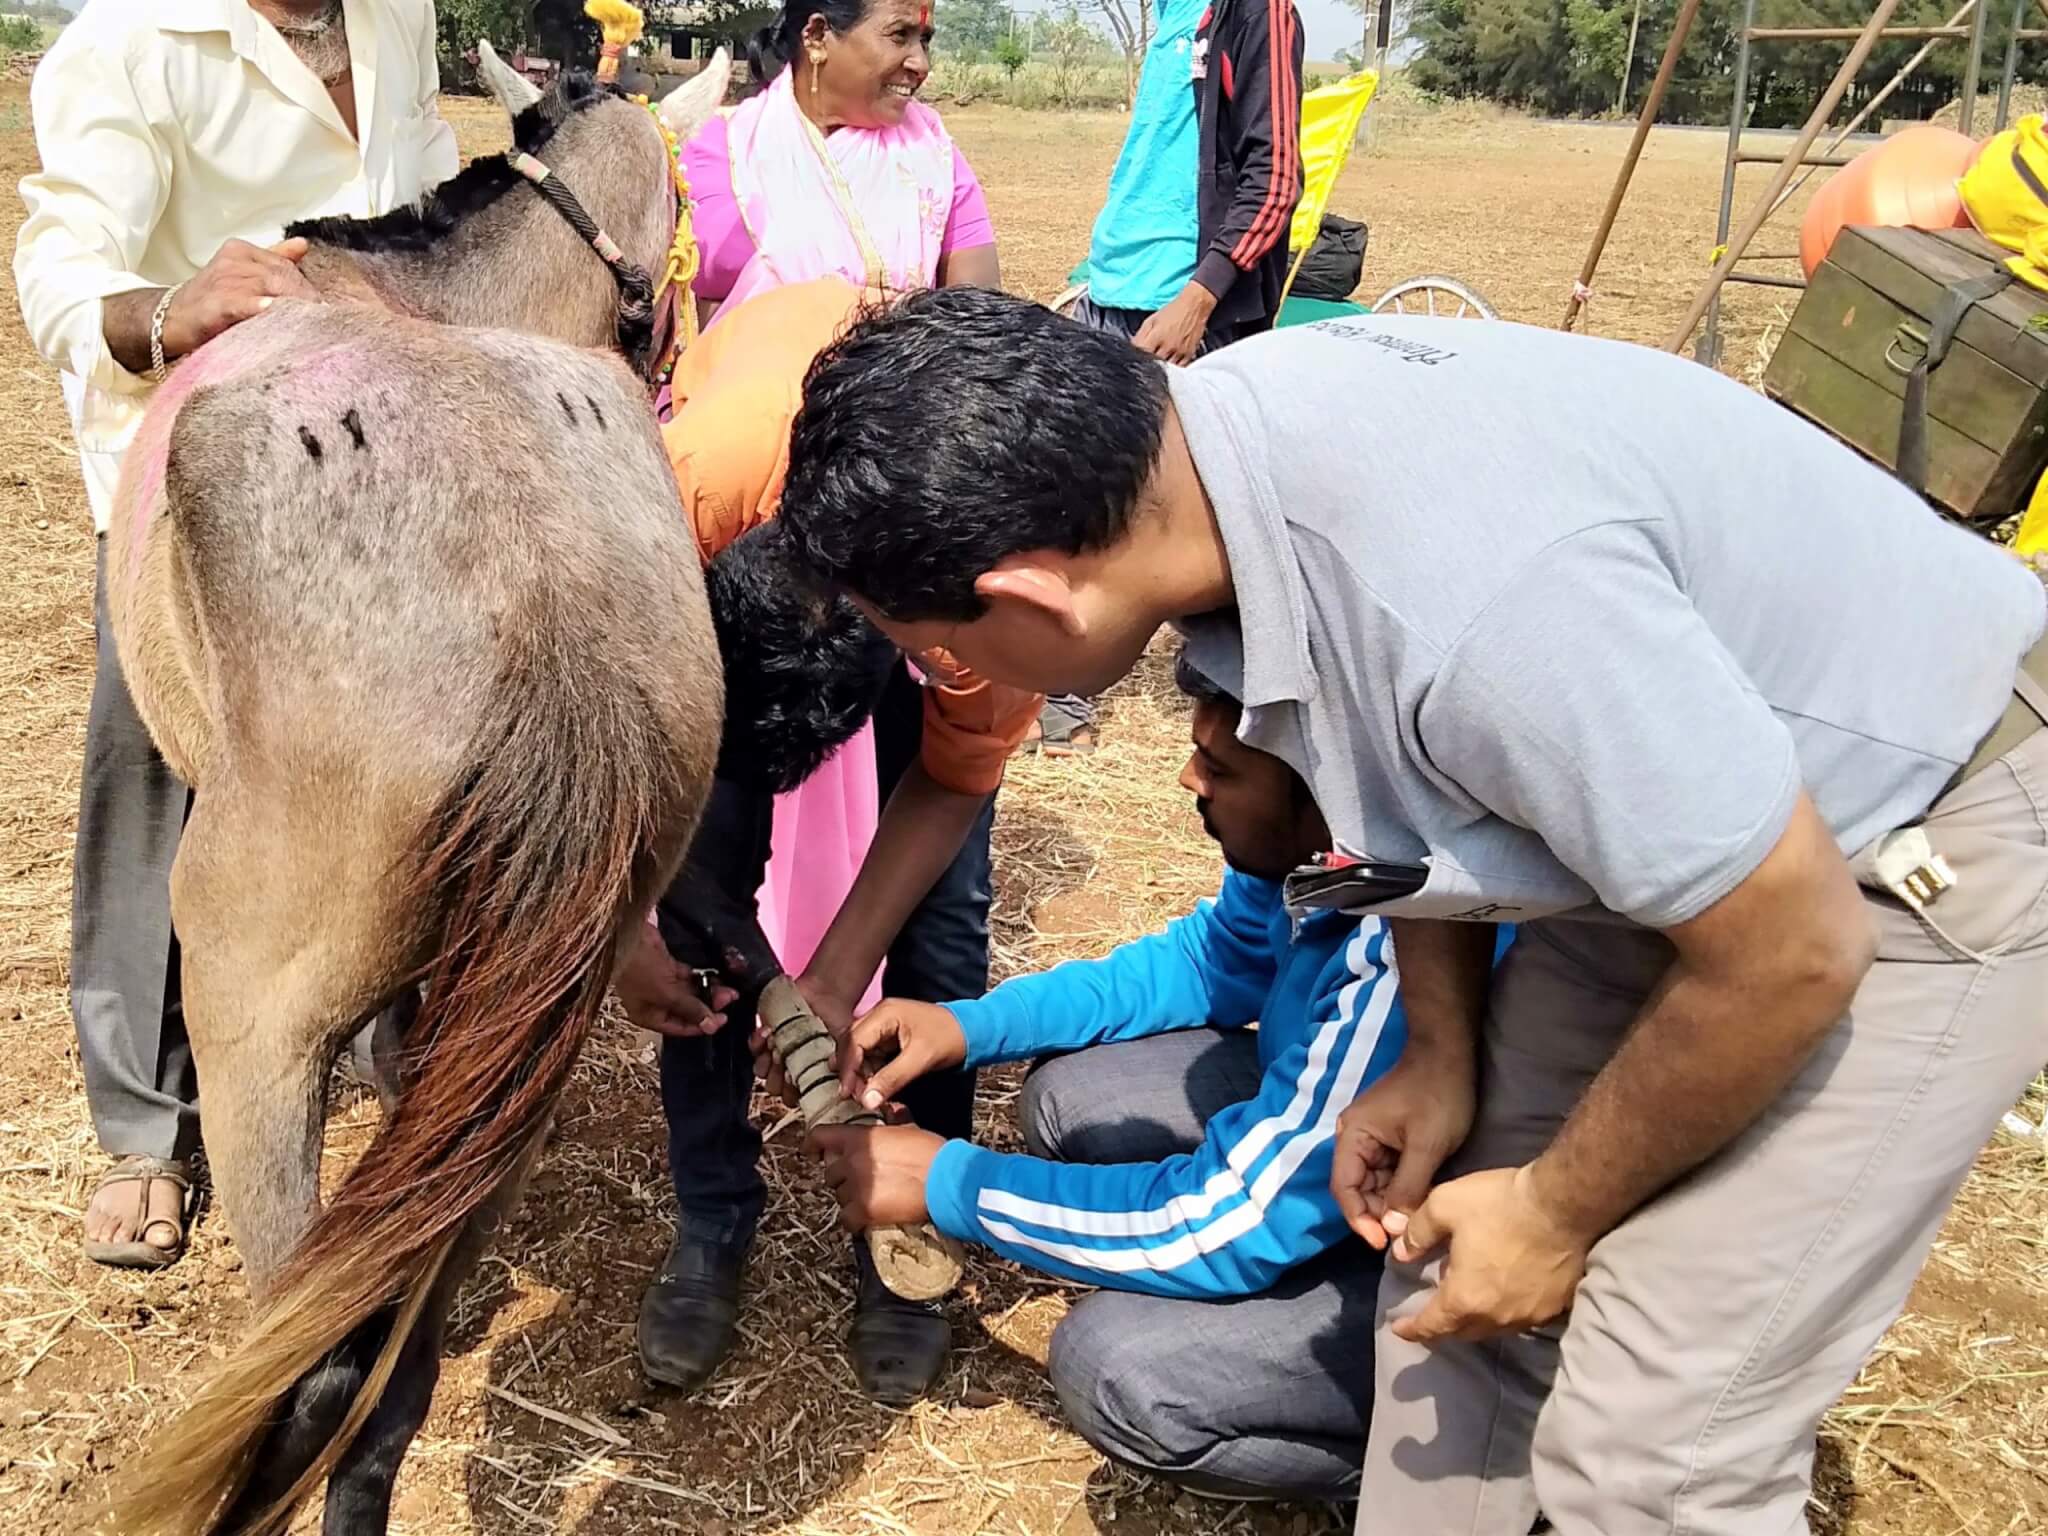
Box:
[809,51,822,96]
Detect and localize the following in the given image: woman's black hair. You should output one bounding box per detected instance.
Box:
[748,0,870,86]
[706,522,898,794]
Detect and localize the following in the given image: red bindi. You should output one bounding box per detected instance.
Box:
[918,2,931,26]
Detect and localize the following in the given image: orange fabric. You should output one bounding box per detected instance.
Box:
[1799,125,1978,279]
[663,277,1040,796]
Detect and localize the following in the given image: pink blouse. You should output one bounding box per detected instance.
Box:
[680,113,996,302]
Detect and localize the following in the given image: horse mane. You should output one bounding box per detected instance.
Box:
[287,70,618,255]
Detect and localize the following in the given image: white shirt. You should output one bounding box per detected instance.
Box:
[12,0,458,530]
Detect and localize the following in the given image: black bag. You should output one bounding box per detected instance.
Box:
[1292,213,1368,302]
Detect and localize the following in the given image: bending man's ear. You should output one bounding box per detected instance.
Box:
[975,559,1088,638]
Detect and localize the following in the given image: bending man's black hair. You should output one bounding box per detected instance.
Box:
[748,0,868,85]
[707,522,898,794]
[778,286,1171,623]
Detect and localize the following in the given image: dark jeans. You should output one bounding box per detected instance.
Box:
[656,663,992,1249]
[1024,1029,1382,1503]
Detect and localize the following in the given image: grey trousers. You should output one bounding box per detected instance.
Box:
[70,538,198,1162]
[1359,725,2048,1535]
[1026,1029,1383,1502]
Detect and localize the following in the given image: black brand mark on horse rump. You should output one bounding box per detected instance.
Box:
[285,70,613,257]
[298,426,324,462]
[342,409,368,449]
[586,396,606,430]
[558,393,578,427]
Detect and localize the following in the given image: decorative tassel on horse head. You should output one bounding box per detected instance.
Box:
[578,0,709,386]
[586,0,645,84]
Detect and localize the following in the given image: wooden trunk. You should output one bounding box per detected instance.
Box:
[1763,226,2048,522]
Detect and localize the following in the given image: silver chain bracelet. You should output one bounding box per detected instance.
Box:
[148,283,184,383]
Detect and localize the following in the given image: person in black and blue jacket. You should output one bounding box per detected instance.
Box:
[1079,0,1305,364]
[787,652,1510,1502]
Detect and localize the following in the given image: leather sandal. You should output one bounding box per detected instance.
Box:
[1013,698,1100,758]
[81,1155,192,1270]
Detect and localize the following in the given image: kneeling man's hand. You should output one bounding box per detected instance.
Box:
[809,1124,945,1229]
[1387,1166,1588,1344]
[837,1000,969,1111]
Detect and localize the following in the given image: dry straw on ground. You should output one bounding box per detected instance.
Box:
[0,86,2042,1536]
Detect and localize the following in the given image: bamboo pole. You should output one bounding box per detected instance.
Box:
[759,977,966,1302]
[1666,0,1905,355]
[1618,0,1646,115]
[1561,0,1708,331]
[1745,23,1963,38]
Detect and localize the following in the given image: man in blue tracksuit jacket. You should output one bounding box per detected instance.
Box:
[797,652,1506,1501]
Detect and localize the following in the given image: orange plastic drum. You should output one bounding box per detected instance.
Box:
[1800,124,1981,278]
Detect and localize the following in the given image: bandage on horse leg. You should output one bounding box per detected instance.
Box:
[757,977,967,1302]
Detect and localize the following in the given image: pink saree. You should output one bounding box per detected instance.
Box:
[722,71,958,1006]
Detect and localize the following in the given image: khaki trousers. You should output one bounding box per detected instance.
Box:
[1358,727,2048,1535]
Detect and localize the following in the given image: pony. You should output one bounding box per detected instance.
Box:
[98,44,734,1536]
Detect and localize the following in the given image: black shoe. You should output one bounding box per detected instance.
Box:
[848,1237,950,1407]
[638,1235,744,1392]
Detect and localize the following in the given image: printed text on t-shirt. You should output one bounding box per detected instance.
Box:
[1309,320,1461,366]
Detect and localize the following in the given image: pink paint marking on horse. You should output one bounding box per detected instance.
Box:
[122,317,371,587]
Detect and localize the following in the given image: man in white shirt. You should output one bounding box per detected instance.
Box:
[13,0,457,1268]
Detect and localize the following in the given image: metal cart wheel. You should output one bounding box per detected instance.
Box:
[1370,275,1498,320]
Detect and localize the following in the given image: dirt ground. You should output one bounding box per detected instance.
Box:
[2,84,2045,1536]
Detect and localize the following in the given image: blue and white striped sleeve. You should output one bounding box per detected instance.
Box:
[945,872,1280,1065]
[925,918,1407,1299]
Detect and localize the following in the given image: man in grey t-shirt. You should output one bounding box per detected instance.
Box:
[776,289,2048,1535]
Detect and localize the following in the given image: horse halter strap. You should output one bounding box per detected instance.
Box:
[510,149,660,374]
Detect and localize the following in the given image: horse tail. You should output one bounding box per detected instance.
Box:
[105,647,688,1536]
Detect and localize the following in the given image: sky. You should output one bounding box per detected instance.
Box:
[1297,0,1377,64]
[1024,0,1383,68]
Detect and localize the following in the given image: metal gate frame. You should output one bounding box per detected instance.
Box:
[1697,0,2048,366]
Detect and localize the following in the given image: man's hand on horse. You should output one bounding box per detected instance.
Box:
[615,920,735,1039]
[162,237,319,360]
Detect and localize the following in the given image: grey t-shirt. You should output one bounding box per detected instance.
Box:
[1170,315,2047,928]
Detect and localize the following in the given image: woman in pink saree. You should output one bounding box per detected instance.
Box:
[629,0,1004,1410]
[681,0,999,1015]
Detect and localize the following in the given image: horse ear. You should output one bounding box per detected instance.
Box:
[658,48,730,142]
[477,39,543,115]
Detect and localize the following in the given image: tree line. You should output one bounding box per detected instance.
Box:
[1402,0,2048,126]
[431,0,1162,107]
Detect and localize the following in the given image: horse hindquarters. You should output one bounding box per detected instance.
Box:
[104,321,720,1536]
